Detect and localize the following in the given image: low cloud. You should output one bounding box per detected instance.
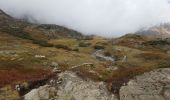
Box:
[0,0,170,37]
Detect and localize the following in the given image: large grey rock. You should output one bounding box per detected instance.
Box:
[119,68,170,100]
[50,62,59,68]
[24,85,57,100]
[55,71,116,100]
[93,50,115,62]
[24,71,116,100]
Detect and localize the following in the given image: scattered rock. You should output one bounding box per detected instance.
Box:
[17,58,24,61]
[52,68,61,73]
[93,50,115,62]
[89,70,100,76]
[122,56,128,63]
[10,58,16,61]
[106,66,118,71]
[15,85,20,92]
[35,55,46,58]
[50,62,59,68]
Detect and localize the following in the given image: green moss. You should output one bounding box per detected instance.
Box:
[79,42,91,47]
[94,45,105,50]
[100,71,112,81]
[32,40,54,47]
[158,60,170,68]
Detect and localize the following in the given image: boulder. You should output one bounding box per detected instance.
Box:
[24,85,57,100]
[119,68,170,100]
[50,62,59,68]
[93,50,115,62]
[55,71,116,100]
[24,71,116,100]
[35,55,46,58]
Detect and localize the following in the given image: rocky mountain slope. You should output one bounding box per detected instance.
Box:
[0,9,82,41]
[136,24,170,38]
[0,9,170,100]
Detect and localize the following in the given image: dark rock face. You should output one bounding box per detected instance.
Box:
[0,9,3,14]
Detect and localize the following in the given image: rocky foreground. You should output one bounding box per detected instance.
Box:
[24,71,116,100]
[24,68,170,100]
[120,68,170,100]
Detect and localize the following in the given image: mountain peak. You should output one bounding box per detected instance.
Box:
[136,24,170,38]
[0,9,12,19]
[0,9,5,15]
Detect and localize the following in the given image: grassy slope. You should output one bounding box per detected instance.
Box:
[0,10,170,98]
[1,31,169,84]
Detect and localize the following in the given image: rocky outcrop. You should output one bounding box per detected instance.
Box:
[35,24,83,39]
[136,24,170,38]
[24,68,170,100]
[93,50,115,62]
[0,9,4,14]
[24,85,57,100]
[119,68,170,100]
[24,71,116,100]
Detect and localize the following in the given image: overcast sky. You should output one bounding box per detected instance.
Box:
[0,0,170,37]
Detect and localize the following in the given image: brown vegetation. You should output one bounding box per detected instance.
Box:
[0,68,53,88]
[135,52,169,60]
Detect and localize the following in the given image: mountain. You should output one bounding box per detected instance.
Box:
[0,9,83,40]
[0,9,12,18]
[136,23,170,39]
[0,9,170,100]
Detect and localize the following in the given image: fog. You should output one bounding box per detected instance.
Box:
[0,0,170,37]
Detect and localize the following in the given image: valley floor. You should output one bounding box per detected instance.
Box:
[0,32,170,100]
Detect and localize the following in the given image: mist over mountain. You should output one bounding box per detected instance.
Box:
[1,1,170,100]
[1,0,170,37]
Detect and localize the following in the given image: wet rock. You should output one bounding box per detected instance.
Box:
[119,68,170,100]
